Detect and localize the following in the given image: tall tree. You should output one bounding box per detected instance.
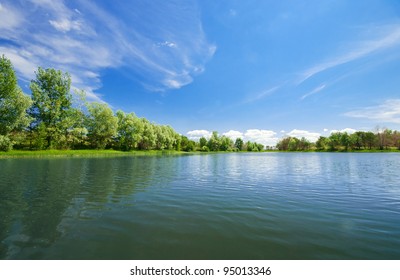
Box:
[29,67,72,148]
[234,138,243,151]
[86,102,118,149]
[0,55,32,151]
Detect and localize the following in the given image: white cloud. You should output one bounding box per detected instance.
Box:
[0,2,23,31]
[330,128,357,134]
[323,128,329,132]
[49,19,82,32]
[0,0,215,102]
[244,129,278,146]
[187,130,212,141]
[223,130,243,140]
[344,99,400,124]
[299,24,400,83]
[287,129,320,142]
[301,84,326,100]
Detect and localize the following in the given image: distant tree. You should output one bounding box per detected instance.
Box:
[180,135,195,152]
[220,136,233,151]
[362,132,376,150]
[298,137,310,151]
[138,118,156,150]
[350,131,363,150]
[339,132,350,150]
[316,136,328,150]
[86,102,118,149]
[207,131,220,151]
[288,137,300,151]
[328,132,341,150]
[29,67,72,149]
[199,137,208,148]
[276,137,291,151]
[256,143,264,151]
[116,110,143,150]
[234,138,244,151]
[0,55,32,151]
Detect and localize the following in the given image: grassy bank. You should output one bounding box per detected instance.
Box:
[1,148,399,159]
[0,149,188,158]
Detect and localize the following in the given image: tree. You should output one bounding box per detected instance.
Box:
[362,132,376,150]
[138,118,156,150]
[328,132,341,150]
[180,135,195,152]
[116,110,143,150]
[207,131,220,151]
[350,132,363,150]
[199,137,208,148]
[29,67,72,148]
[316,136,329,150]
[234,138,244,151]
[220,136,233,151]
[0,55,32,151]
[86,102,118,149]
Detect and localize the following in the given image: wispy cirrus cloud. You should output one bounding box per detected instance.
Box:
[301,84,326,100]
[298,24,400,84]
[344,99,400,124]
[0,0,215,102]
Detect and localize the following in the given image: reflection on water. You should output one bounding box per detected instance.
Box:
[1,153,400,259]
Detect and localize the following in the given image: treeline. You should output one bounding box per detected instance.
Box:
[1,55,265,152]
[277,130,400,151]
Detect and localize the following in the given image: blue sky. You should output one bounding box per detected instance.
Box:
[1,0,400,145]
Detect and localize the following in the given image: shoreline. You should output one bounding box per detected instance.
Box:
[1,149,399,158]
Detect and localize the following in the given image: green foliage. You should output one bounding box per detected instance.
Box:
[29,67,72,148]
[0,135,13,151]
[199,137,207,148]
[0,55,32,142]
[207,131,220,151]
[234,138,244,151]
[277,129,400,152]
[3,55,400,154]
[86,102,118,149]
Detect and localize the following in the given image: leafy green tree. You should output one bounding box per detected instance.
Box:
[256,143,264,151]
[349,132,363,150]
[276,137,290,151]
[339,132,350,150]
[0,55,32,151]
[288,137,299,151]
[220,136,233,151]
[328,132,341,150]
[116,110,143,150]
[86,102,118,149]
[234,138,244,151]
[362,132,376,150]
[29,67,72,148]
[180,135,195,151]
[199,137,208,148]
[316,136,329,150]
[138,118,156,150]
[207,131,220,151]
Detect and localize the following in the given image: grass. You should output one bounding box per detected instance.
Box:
[1,148,399,159]
[0,149,188,158]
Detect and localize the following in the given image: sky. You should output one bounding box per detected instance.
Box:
[1,0,400,146]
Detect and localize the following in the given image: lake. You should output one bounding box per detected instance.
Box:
[1,153,399,259]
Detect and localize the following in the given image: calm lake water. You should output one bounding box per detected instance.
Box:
[1,153,400,259]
